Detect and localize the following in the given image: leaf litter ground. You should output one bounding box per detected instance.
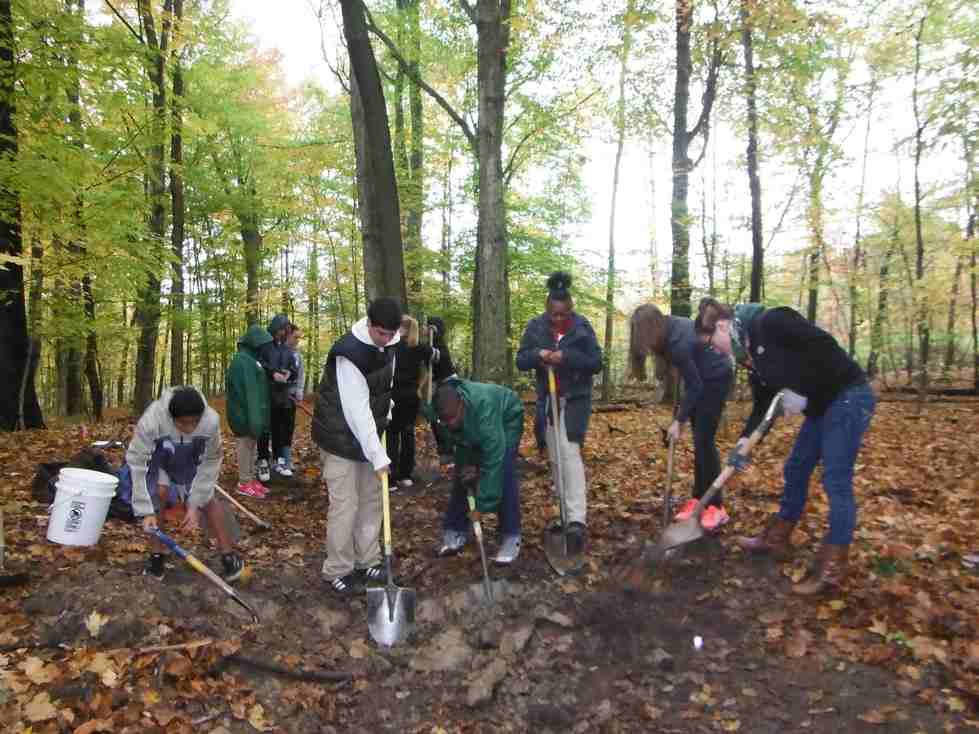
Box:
[1,397,978,732]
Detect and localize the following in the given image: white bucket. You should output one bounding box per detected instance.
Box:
[46,468,119,547]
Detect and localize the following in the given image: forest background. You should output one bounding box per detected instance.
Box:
[0,0,976,429]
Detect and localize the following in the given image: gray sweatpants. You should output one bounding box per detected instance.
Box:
[546,398,588,525]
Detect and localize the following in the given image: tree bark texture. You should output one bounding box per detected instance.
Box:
[133,0,171,414]
[0,0,42,430]
[170,0,185,385]
[741,0,763,303]
[472,0,512,383]
[670,0,721,318]
[603,0,635,401]
[340,0,407,307]
[912,17,930,407]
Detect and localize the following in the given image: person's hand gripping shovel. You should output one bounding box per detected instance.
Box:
[367,443,416,647]
[542,366,585,576]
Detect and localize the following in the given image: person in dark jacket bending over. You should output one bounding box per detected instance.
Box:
[695,298,876,595]
[435,379,525,564]
[516,272,602,554]
[313,298,402,596]
[628,303,733,530]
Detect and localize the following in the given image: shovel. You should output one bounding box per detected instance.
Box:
[650,391,785,558]
[150,529,259,623]
[367,465,416,647]
[542,367,585,576]
[466,482,495,605]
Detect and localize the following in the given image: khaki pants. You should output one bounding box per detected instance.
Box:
[320,450,383,580]
[237,437,257,483]
[546,398,587,525]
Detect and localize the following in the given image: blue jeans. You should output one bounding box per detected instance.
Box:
[444,443,521,537]
[778,383,875,545]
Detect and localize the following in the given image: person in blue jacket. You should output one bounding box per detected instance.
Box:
[516,272,602,554]
[628,303,734,530]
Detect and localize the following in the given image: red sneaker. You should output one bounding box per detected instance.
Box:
[700,505,730,531]
[674,499,699,521]
[237,481,267,499]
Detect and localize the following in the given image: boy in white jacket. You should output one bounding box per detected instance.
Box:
[127,386,244,581]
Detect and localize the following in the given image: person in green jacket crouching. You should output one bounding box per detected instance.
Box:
[435,379,525,565]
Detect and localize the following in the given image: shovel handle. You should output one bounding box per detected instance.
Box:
[215,485,271,529]
[689,391,785,520]
[380,436,393,556]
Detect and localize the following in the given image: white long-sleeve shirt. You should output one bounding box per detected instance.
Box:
[336,317,398,471]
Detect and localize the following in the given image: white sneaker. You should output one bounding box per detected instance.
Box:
[397,478,413,489]
[493,535,521,565]
[257,459,271,482]
[275,458,293,478]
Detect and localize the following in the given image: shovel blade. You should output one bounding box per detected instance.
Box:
[542,527,585,577]
[657,518,704,552]
[367,586,416,647]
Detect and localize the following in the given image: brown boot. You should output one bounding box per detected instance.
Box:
[793,544,849,595]
[737,514,795,558]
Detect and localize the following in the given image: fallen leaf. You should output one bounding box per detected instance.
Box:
[24,691,58,722]
[349,639,370,659]
[758,610,787,625]
[20,657,55,685]
[248,703,273,731]
[785,629,813,659]
[73,718,113,734]
[868,618,888,638]
[85,611,109,638]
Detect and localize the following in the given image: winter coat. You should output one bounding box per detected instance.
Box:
[226,325,273,439]
[742,307,866,436]
[126,387,222,517]
[516,312,602,444]
[664,316,733,424]
[444,380,525,513]
[258,313,294,407]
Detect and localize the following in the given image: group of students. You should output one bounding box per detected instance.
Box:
[124,270,876,599]
[225,315,305,499]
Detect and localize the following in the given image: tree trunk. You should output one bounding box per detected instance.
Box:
[22,238,45,428]
[472,0,512,383]
[441,147,453,311]
[82,274,103,420]
[603,0,635,401]
[741,0,763,303]
[805,169,825,323]
[943,255,964,374]
[647,141,658,296]
[340,0,407,307]
[240,209,262,326]
[670,0,693,318]
[849,81,877,357]
[866,241,896,380]
[170,0,185,385]
[912,17,930,410]
[670,0,720,318]
[133,0,171,414]
[0,0,41,430]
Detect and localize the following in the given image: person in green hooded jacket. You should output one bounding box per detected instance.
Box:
[434,379,525,564]
[226,325,273,499]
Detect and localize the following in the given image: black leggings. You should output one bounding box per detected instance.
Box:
[690,375,733,506]
[387,396,419,481]
[259,399,295,461]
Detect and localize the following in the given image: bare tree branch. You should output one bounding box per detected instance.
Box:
[362,1,477,153]
[103,0,143,43]
[457,0,476,25]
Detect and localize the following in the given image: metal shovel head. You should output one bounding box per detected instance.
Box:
[656,516,705,554]
[367,586,416,647]
[542,526,585,576]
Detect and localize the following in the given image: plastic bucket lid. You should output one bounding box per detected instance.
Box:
[57,468,119,497]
